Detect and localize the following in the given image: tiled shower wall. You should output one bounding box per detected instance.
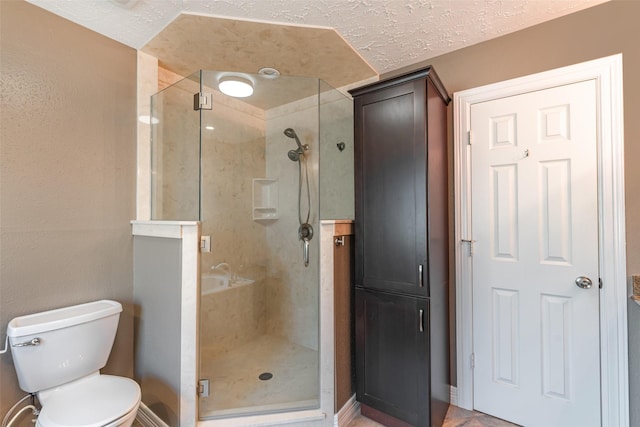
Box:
[198,92,270,357]
[264,96,321,351]
[200,281,267,358]
[200,92,269,277]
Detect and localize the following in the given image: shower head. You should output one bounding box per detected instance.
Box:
[283,128,309,153]
[284,127,297,139]
[288,150,301,162]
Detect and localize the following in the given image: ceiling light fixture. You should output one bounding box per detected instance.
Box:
[110,0,139,8]
[258,67,281,79]
[219,76,254,98]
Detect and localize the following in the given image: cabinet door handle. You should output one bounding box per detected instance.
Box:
[418,264,424,287]
[419,309,424,332]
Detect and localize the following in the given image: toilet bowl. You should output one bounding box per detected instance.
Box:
[7,300,141,427]
[35,373,141,427]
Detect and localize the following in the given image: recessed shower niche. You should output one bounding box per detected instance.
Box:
[147,70,354,423]
[252,178,279,221]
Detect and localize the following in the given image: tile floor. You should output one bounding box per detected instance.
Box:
[348,405,519,427]
[442,406,520,427]
[139,334,519,426]
[134,405,518,426]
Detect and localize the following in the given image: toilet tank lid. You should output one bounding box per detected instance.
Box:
[7,300,122,338]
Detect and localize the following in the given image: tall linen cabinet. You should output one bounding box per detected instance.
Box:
[349,67,450,427]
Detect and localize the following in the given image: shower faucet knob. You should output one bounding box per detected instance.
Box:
[298,223,313,241]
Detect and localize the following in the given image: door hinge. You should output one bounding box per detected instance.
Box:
[200,235,211,252]
[198,379,210,397]
[599,277,603,289]
[471,353,475,369]
[193,92,213,110]
[468,130,474,145]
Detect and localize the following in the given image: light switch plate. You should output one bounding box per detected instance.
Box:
[633,274,640,296]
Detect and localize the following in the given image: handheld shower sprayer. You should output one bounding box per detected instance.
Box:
[283,127,313,267]
[284,128,309,160]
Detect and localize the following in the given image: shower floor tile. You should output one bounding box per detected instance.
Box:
[199,334,319,418]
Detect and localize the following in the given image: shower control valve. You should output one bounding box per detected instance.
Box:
[298,223,314,268]
[298,223,313,241]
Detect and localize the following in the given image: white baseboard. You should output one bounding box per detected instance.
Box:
[450,386,458,407]
[137,395,365,427]
[136,402,170,427]
[334,394,360,427]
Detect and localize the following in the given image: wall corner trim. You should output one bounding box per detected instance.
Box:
[334,394,360,427]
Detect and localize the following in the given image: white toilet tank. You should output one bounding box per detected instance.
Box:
[7,300,122,393]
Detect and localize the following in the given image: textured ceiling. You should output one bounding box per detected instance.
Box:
[141,14,377,91]
[27,0,608,75]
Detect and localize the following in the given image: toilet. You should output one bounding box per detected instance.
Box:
[7,300,141,427]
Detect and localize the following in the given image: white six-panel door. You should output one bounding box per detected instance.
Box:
[470,80,600,426]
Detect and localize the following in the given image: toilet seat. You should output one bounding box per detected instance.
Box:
[36,375,140,427]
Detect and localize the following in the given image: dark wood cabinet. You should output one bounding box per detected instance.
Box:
[353,77,428,298]
[350,67,450,427]
[355,288,429,425]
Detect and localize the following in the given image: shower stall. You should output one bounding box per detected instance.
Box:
[143,70,353,424]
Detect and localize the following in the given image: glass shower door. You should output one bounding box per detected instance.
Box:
[197,71,321,419]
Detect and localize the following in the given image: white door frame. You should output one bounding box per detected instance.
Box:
[453,54,628,427]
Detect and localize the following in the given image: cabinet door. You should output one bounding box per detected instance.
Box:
[355,288,429,426]
[354,79,428,298]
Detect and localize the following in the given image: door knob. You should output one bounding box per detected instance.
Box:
[575,276,593,289]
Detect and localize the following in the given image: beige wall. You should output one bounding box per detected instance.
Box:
[0,0,137,418]
[384,0,640,422]
[3,0,637,422]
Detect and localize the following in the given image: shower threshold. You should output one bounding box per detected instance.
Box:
[199,334,319,419]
